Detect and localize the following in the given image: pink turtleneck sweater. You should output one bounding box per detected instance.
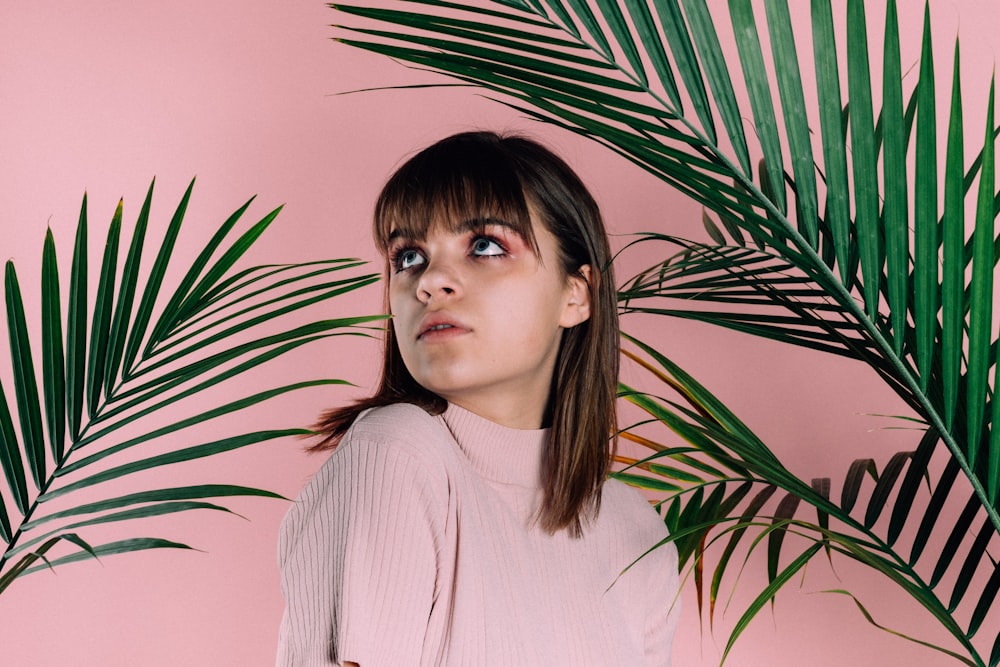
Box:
[276,402,680,666]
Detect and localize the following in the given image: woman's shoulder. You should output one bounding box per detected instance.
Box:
[294,403,455,509]
[280,404,455,566]
[348,402,441,436]
[332,402,456,469]
[600,477,671,544]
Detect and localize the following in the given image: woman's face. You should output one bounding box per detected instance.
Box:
[387,214,590,429]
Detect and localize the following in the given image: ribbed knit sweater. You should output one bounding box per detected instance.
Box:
[276,402,680,666]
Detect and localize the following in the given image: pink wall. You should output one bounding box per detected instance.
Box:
[0,1,996,665]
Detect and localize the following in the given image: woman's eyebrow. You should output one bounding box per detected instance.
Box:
[386,228,417,243]
[456,217,518,234]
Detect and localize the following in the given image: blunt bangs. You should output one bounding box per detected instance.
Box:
[372,133,539,256]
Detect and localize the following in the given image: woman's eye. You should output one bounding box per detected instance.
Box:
[471,237,505,257]
[396,249,425,271]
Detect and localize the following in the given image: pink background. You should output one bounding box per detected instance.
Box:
[1,1,997,665]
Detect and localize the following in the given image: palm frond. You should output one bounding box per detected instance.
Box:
[330,0,1000,527]
[0,182,382,592]
[329,0,1000,662]
[619,336,997,664]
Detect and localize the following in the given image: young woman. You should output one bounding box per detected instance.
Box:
[276,131,680,666]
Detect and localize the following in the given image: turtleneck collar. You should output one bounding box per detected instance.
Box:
[437,403,548,489]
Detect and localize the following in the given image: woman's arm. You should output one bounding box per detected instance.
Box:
[644,540,681,665]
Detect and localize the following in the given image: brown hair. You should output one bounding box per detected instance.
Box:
[312,131,619,536]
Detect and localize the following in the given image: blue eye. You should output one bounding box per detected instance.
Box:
[394,248,425,271]
[472,237,505,257]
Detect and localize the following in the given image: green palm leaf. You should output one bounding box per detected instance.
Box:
[0,183,378,592]
[102,181,152,397]
[0,379,24,534]
[22,484,283,531]
[652,0,714,137]
[764,0,816,246]
[967,80,995,473]
[147,196,259,346]
[15,537,195,582]
[913,3,938,393]
[881,0,908,356]
[809,0,851,283]
[40,230,66,461]
[121,179,192,379]
[65,196,88,439]
[941,41,965,431]
[681,0,749,174]
[729,0,784,214]
[620,337,995,663]
[844,0,880,318]
[5,264,45,489]
[8,501,236,559]
[86,200,121,416]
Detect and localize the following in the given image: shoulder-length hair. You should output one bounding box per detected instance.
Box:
[312,131,619,536]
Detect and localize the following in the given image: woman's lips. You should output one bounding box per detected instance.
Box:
[417,317,468,341]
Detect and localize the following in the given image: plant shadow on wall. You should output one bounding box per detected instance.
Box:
[0,179,383,594]
[330,0,1000,664]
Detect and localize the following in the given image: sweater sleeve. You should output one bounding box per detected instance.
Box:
[276,417,447,667]
[643,535,681,666]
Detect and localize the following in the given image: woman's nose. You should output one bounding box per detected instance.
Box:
[416,258,461,304]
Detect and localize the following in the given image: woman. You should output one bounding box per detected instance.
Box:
[277,131,680,665]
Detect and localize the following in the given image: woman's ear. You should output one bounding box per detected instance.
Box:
[560,265,592,328]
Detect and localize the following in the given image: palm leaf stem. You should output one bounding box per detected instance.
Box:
[0,469,56,570]
[0,536,74,594]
